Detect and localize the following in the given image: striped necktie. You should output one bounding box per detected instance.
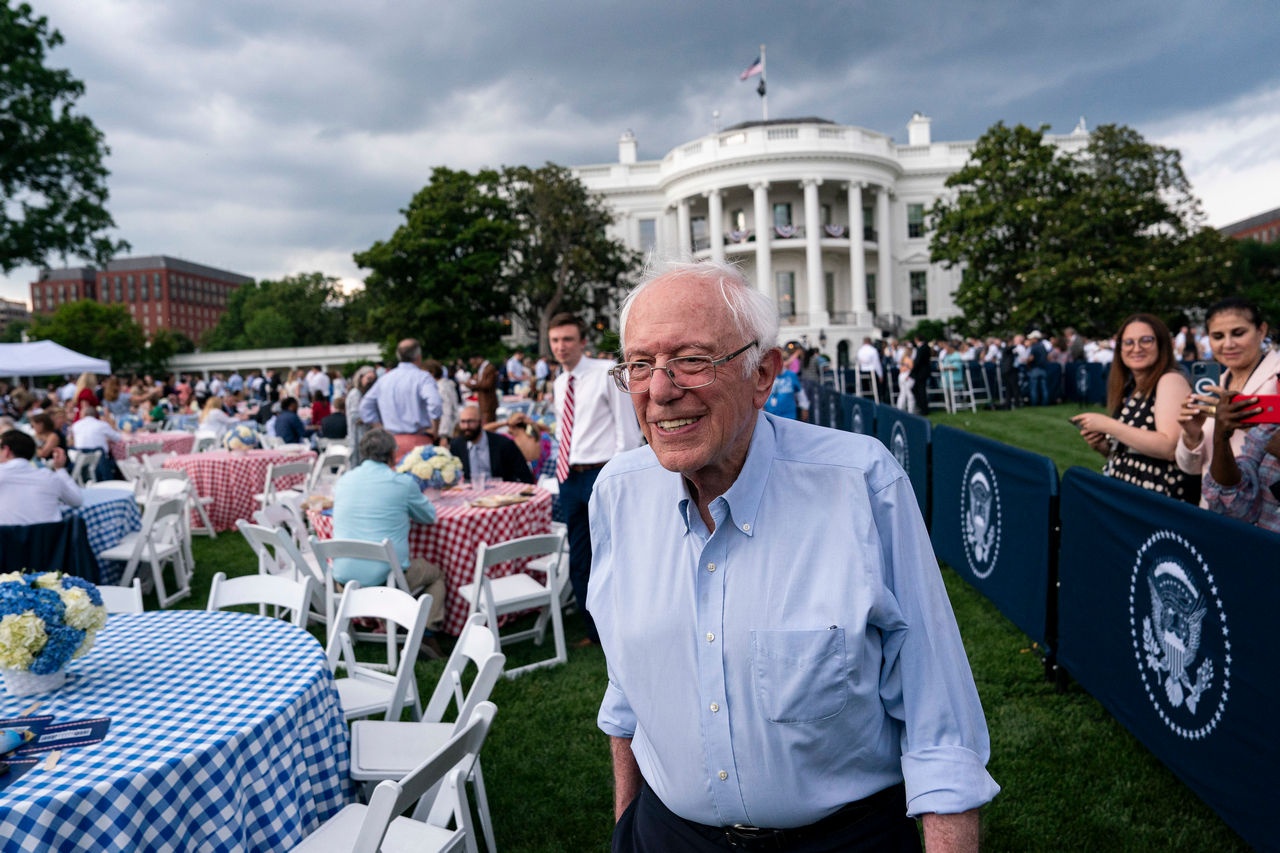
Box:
[555,375,575,482]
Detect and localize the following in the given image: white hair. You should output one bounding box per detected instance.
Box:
[618,260,779,376]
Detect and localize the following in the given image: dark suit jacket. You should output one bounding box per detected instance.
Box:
[450,432,535,484]
[910,343,933,381]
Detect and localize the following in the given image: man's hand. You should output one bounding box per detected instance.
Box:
[50,447,68,470]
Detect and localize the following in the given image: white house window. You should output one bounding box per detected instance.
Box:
[910,270,928,316]
[907,203,925,239]
[775,271,796,317]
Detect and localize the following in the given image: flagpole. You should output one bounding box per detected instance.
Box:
[759,43,768,121]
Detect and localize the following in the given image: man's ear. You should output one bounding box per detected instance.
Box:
[753,347,783,409]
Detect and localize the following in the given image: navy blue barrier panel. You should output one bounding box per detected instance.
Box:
[1063,361,1108,405]
[816,386,844,430]
[842,393,876,435]
[929,425,1058,646]
[874,407,930,521]
[1057,468,1275,851]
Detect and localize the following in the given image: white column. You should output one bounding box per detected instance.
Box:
[847,182,866,319]
[802,178,828,327]
[706,189,725,263]
[877,186,895,318]
[751,181,772,299]
[677,198,692,258]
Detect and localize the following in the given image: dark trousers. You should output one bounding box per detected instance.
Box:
[910,374,930,416]
[558,466,601,642]
[614,782,922,853]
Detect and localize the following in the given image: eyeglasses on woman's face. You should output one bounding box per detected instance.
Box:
[1121,335,1156,349]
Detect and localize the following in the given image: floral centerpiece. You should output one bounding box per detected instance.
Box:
[0,572,108,696]
[223,422,261,451]
[396,445,463,490]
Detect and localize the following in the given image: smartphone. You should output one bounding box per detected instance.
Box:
[1242,394,1280,424]
[1068,417,1085,431]
[1191,362,1222,397]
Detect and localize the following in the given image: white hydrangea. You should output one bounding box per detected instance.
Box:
[0,613,47,670]
[60,586,107,633]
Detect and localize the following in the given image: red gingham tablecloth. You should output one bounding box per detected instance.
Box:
[109,431,196,460]
[310,481,553,635]
[163,448,315,531]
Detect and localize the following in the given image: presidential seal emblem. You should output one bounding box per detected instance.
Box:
[1075,364,1090,399]
[889,421,909,471]
[1129,531,1230,739]
[851,406,865,435]
[827,394,839,429]
[960,453,1000,579]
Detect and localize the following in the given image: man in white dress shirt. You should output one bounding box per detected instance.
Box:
[550,312,643,646]
[0,430,82,524]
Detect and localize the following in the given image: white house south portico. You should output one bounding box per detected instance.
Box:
[574,114,1089,368]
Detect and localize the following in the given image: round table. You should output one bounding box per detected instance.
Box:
[162,449,315,531]
[0,610,352,852]
[310,481,553,634]
[62,485,143,584]
[109,431,196,461]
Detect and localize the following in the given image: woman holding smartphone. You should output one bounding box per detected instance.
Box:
[1072,313,1194,502]
[1176,296,1280,507]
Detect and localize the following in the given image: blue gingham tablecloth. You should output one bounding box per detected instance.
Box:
[61,486,143,584]
[0,610,353,852]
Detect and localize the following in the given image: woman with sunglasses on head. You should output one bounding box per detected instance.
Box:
[1175,296,1280,507]
[1072,314,1195,502]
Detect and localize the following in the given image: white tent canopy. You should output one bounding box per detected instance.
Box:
[0,340,111,378]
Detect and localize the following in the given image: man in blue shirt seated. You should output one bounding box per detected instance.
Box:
[273,397,309,446]
[589,261,999,852]
[331,428,446,651]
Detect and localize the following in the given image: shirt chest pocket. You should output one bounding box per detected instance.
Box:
[751,628,848,724]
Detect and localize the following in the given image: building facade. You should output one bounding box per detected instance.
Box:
[0,297,32,335]
[30,255,251,343]
[574,114,1088,366]
[1220,205,1280,244]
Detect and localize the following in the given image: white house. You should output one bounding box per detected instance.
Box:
[573,114,1089,368]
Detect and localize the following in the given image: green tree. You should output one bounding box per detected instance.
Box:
[28,299,143,370]
[930,122,1227,337]
[203,272,350,351]
[0,1,128,272]
[354,167,518,359]
[1222,237,1280,334]
[0,318,29,343]
[502,164,639,357]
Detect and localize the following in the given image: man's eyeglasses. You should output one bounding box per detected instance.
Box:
[1121,335,1157,349]
[609,342,757,394]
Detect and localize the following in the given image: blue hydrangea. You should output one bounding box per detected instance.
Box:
[59,574,103,607]
[0,573,90,673]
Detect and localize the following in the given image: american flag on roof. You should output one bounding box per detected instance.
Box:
[739,56,763,80]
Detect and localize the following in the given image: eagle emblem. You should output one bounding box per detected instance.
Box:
[1142,561,1213,714]
[961,454,1001,578]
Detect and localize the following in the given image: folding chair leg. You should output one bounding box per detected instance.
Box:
[190,496,217,538]
[470,759,497,853]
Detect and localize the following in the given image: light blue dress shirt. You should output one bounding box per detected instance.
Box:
[358,362,444,434]
[332,460,436,586]
[589,412,999,827]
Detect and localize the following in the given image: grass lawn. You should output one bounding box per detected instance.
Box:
[181,401,1249,852]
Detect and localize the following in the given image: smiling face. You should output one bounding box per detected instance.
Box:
[1207,309,1267,375]
[1119,320,1159,376]
[622,274,778,500]
[549,323,587,372]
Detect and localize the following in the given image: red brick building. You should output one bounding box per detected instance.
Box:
[1220,205,1280,244]
[30,256,251,343]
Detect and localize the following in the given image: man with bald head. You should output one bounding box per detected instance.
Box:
[589,261,998,851]
[359,338,443,461]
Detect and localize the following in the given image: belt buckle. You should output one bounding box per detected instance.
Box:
[725,824,781,850]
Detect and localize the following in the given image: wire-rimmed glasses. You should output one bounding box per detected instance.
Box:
[609,341,757,394]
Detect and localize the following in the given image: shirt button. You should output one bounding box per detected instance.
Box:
[741,523,751,532]
[705,632,715,643]
[710,702,720,712]
[707,562,716,572]
[718,770,728,781]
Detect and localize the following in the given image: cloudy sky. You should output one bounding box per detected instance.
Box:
[5,0,1279,306]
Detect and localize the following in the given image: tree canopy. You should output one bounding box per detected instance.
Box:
[930,122,1231,337]
[27,299,144,371]
[0,1,128,272]
[203,272,350,351]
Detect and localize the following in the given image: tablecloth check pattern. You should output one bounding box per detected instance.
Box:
[108,431,195,461]
[0,610,352,853]
[310,481,553,635]
[62,486,142,584]
[162,449,315,532]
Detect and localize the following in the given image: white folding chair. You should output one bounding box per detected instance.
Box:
[307,446,350,493]
[350,613,506,853]
[293,702,497,853]
[238,520,331,635]
[457,530,568,678]
[69,448,102,485]
[254,459,313,510]
[207,571,314,629]
[125,441,164,459]
[326,582,431,722]
[141,470,216,568]
[311,536,415,672]
[193,433,219,453]
[98,496,192,608]
[96,578,144,614]
[141,451,176,471]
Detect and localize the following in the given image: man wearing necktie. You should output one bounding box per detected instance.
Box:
[550,313,643,647]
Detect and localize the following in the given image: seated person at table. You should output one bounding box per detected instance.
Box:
[0,430,82,524]
[319,396,348,440]
[332,429,447,639]
[69,404,122,482]
[450,404,535,485]
[490,411,554,480]
[273,397,309,446]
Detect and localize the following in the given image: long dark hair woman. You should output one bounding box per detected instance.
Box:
[1176,296,1279,507]
[1071,313,1195,502]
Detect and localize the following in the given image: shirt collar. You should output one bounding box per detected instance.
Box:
[675,410,772,539]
